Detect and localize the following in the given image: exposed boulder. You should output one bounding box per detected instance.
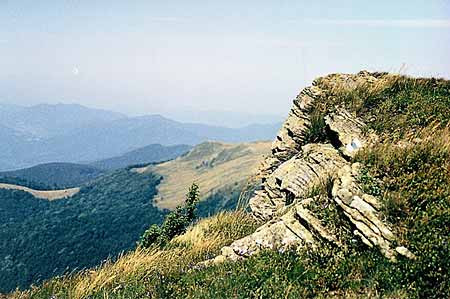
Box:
[250,144,346,221]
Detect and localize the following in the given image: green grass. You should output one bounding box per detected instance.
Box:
[304,74,450,145]
[354,129,450,298]
[314,73,450,138]
[87,246,409,299]
[304,110,329,144]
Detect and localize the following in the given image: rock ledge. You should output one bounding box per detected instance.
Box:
[201,72,415,267]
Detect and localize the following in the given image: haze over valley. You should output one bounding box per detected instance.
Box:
[0,103,280,171]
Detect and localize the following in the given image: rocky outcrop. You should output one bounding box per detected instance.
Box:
[250,144,346,221]
[256,86,322,179]
[203,72,415,266]
[210,161,414,264]
[332,163,415,260]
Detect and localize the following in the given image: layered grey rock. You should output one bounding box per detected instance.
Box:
[250,144,346,221]
[259,86,322,177]
[332,163,415,261]
[203,72,415,266]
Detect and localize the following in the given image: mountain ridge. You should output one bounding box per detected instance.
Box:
[0,104,279,170]
[134,141,271,210]
[89,144,192,170]
[0,162,104,188]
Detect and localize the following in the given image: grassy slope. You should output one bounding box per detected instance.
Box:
[0,183,79,200]
[10,73,450,299]
[135,141,270,210]
[12,212,258,298]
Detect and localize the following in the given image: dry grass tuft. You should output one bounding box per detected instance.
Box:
[314,72,450,140]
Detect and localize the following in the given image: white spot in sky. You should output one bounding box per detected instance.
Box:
[72,67,79,76]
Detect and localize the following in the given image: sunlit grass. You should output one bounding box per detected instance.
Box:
[11,211,258,299]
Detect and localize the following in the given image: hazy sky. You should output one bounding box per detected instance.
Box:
[1,0,449,117]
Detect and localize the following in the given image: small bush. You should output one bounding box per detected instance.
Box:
[139,183,200,248]
[139,224,161,249]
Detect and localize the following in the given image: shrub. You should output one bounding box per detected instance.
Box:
[139,224,161,249]
[139,183,200,248]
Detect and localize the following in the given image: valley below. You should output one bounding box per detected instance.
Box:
[0,141,269,293]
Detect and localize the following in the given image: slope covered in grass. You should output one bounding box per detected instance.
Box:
[8,73,449,298]
[12,212,258,298]
[0,183,79,200]
[152,129,449,299]
[135,141,270,210]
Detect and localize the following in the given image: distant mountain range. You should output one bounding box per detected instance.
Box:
[164,109,284,128]
[0,103,280,170]
[0,103,125,139]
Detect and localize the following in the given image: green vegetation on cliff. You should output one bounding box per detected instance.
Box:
[97,128,447,299]
[312,72,450,139]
